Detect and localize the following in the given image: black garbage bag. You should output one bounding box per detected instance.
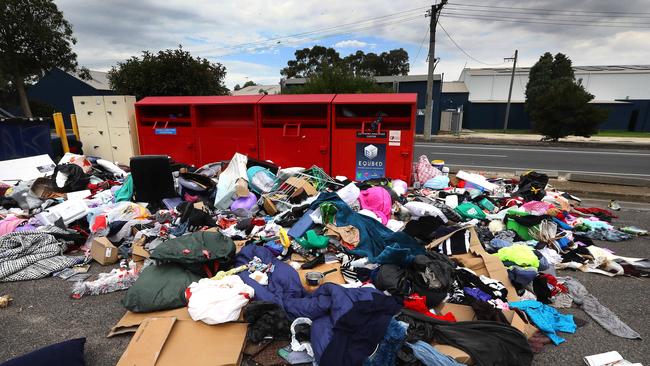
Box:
[52,163,90,192]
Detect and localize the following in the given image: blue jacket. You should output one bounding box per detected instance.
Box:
[510,300,576,345]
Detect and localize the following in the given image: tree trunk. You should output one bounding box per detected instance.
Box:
[14,76,33,118]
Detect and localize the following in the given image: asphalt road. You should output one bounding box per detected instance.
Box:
[414,142,650,178]
[0,199,648,365]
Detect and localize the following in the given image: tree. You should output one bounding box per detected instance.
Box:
[0,0,81,117]
[108,47,228,99]
[525,52,607,141]
[284,64,391,94]
[281,46,342,78]
[242,80,257,88]
[233,84,241,91]
[281,45,410,78]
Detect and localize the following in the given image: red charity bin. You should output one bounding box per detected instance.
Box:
[258,94,335,172]
[136,97,197,165]
[193,95,263,165]
[331,93,416,183]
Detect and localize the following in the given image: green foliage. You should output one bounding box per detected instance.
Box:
[281,45,409,78]
[0,0,80,116]
[108,47,228,99]
[242,80,257,88]
[284,64,392,94]
[525,52,608,141]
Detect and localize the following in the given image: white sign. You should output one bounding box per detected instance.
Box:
[389,130,401,146]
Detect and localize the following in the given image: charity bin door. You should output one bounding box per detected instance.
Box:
[136,102,197,165]
[259,102,331,171]
[195,100,260,165]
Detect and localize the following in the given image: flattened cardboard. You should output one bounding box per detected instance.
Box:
[235,178,250,198]
[90,237,119,265]
[297,262,345,291]
[117,318,248,366]
[156,321,247,366]
[116,317,176,366]
[284,177,317,196]
[108,308,191,337]
[131,237,150,262]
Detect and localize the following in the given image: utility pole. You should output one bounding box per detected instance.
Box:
[503,49,518,134]
[423,0,447,140]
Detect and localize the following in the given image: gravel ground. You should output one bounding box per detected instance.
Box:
[0,199,648,365]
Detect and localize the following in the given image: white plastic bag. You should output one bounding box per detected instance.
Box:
[187,276,254,325]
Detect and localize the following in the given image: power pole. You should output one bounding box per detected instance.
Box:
[423,0,447,140]
[503,49,518,133]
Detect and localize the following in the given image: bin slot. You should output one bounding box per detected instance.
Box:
[335,116,410,130]
[261,104,328,128]
[138,105,191,120]
[140,121,191,128]
[196,105,255,128]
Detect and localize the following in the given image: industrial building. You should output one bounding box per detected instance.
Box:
[283,64,650,134]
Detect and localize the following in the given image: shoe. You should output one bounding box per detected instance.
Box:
[608,200,621,211]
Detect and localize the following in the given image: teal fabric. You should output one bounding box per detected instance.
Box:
[510,300,576,345]
[114,174,134,202]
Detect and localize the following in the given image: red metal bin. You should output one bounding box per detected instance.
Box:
[136,97,197,164]
[258,94,335,172]
[193,95,263,165]
[331,93,417,182]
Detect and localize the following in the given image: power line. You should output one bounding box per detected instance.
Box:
[445,5,650,20]
[443,10,650,25]
[447,2,650,16]
[413,25,429,63]
[214,7,428,52]
[437,21,505,66]
[440,13,650,29]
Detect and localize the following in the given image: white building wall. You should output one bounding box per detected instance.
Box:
[461,69,650,101]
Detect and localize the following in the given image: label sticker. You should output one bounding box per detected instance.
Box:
[155,128,177,135]
[355,143,386,181]
[105,247,113,257]
[356,131,387,138]
[389,130,401,146]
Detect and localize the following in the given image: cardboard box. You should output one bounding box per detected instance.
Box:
[284,177,317,196]
[235,178,250,198]
[90,237,119,265]
[116,317,248,366]
[428,226,519,302]
[432,303,538,364]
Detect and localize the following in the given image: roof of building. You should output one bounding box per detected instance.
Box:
[469,99,631,104]
[283,74,442,85]
[67,69,111,90]
[231,84,280,95]
[442,81,468,93]
[462,65,650,76]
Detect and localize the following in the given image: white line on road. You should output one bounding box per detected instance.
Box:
[414,144,650,156]
[426,152,507,158]
[450,164,650,178]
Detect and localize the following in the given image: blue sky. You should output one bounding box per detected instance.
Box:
[55,0,650,90]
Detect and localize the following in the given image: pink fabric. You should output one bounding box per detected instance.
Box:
[521,201,555,215]
[415,155,441,185]
[358,187,392,225]
[0,215,26,236]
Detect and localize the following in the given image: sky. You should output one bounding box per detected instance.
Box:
[54,0,650,90]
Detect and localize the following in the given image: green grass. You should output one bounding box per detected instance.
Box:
[473,129,650,138]
[593,130,650,138]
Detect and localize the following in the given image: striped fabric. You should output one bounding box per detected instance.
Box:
[0,226,83,282]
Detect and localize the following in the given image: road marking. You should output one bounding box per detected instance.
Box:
[448,164,650,178]
[426,152,507,158]
[414,144,650,156]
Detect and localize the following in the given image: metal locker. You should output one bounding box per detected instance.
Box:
[72,96,108,128]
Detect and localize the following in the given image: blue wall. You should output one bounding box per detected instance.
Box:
[398,80,442,134]
[27,68,112,127]
[462,101,638,131]
[616,99,650,132]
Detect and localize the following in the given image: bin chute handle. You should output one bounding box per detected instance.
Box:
[151,121,170,129]
[282,123,301,137]
[361,120,381,134]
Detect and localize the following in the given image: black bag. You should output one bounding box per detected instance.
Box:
[52,164,90,192]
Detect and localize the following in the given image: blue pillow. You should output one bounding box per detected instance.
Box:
[0,338,85,366]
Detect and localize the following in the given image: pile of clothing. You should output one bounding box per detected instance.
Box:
[0,152,646,366]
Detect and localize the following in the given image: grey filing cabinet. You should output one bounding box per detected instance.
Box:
[72,95,139,164]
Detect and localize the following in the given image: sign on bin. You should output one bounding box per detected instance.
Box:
[154,128,177,135]
[355,143,386,181]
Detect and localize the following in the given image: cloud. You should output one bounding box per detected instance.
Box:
[334,40,372,49]
[53,0,650,87]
